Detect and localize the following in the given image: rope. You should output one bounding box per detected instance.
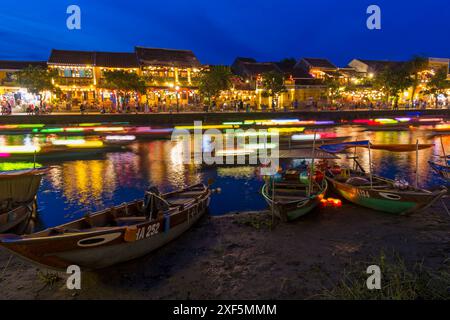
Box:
[0,255,13,280]
[441,198,450,217]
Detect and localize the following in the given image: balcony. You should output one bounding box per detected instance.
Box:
[55,77,94,87]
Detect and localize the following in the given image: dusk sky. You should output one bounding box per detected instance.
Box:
[1,0,449,66]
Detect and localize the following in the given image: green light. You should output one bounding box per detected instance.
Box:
[41,128,64,133]
[17,124,45,129]
[0,162,42,171]
[223,122,243,125]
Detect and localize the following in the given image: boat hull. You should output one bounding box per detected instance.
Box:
[327,177,446,215]
[262,180,327,222]
[0,185,211,270]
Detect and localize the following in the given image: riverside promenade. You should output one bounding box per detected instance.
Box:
[1,109,449,125]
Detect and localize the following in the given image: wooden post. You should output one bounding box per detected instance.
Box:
[308,131,317,197]
[271,176,275,229]
[368,141,373,188]
[415,139,419,189]
[440,136,447,161]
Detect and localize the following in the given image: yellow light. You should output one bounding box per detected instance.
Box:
[68,141,104,148]
[93,127,125,132]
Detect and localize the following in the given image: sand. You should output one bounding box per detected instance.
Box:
[0,198,449,300]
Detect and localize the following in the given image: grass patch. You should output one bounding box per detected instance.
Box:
[323,251,450,300]
[37,271,62,288]
[234,214,275,230]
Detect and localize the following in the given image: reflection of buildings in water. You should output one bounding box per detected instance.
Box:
[135,140,201,189]
[47,160,117,206]
[217,166,256,179]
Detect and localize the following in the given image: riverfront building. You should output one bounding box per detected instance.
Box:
[1,46,450,111]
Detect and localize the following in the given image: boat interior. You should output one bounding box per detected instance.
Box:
[19,184,209,239]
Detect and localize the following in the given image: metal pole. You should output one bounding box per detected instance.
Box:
[368,141,373,188]
[308,131,317,197]
[415,139,419,189]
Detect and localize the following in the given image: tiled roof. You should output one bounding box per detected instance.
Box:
[135,46,201,68]
[95,52,139,68]
[49,50,140,68]
[49,49,96,65]
[0,60,47,71]
[356,59,406,72]
[302,58,337,69]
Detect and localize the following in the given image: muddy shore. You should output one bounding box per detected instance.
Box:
[0,198,449,300]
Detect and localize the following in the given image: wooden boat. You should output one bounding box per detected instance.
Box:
[429,160,450,180]
[326,168,446,215]
[262,168,328,222]
[362,144,434,152]
[0,203,35,233]
[0,168,46,233]
[0,184,211,270]
[321,140,447,215]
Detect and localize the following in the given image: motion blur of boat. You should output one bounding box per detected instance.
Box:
[0,168,47,233]
[429,136,450,181]
[321,141,447,215]
[0,139,131,161]
[0,183,211,270]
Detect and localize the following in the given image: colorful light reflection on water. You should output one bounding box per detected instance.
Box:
[0,126,448,230]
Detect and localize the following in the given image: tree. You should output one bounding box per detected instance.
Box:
[15,65,60,106]
[198,66,232,105]
[406,56,428,104]
[323,75,342,103]
[102,70,147,109]
[260,71,287,107]
[423,66,450,107]
[373,64,412,108]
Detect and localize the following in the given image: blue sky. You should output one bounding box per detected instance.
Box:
[0,0,449,66]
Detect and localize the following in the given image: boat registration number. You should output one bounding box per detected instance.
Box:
[356,189,370,198]
[136,223,160,241]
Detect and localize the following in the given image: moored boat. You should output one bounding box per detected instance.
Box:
[262,168,327,221]
[321,141,447,215]
[0,168,46,233]
[0,183,211,270]
[326,168,446,215]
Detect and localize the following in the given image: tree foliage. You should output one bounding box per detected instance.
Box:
[260,71,287,98]
[198,66,232,103]
[406,56,428,103]
[373,65,413,106]
[15,65,59,97]
[102,70,147,95]
[423,66,450,106]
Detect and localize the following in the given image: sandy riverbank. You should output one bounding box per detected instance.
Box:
[0,198,449,300]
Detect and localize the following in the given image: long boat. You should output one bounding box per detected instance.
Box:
[326,169,446,215]
[0,184,211,270]
[262,168,327,221]
[0,168,47,233]
[321,142,447,215]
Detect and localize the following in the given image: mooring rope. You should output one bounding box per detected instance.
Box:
[441,198,450,217]
[0,255,13,280]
